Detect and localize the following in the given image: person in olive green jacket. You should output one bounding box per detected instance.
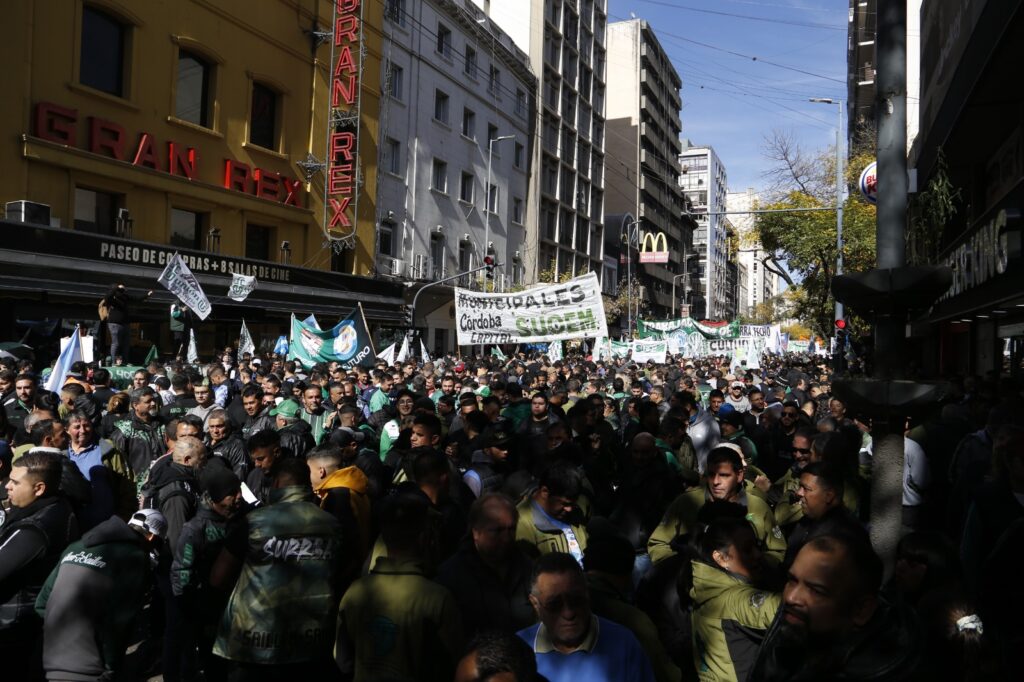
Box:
[515,462,589,562]
[690,514,781,682]
[648,447,785,566]
[337,488,463,681]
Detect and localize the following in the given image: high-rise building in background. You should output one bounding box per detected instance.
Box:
[604,18,692,319]
[474,0,609,283]
[377,0,535,353]
[727,188,779,316]
[679,142,729,319]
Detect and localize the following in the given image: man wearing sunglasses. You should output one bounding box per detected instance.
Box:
[517,552,655,682]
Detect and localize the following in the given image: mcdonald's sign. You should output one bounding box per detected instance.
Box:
[639,231,669,263]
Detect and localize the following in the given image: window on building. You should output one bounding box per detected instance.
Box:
[170,208,203,249]
[515,89,527,116]
[488,65,501,95]
[464,46,477,77]
[73,187,120,235]
[462,108,475,139]
[431,158,448,193]
[514,141,524,168]
[175,50,211,127]
[249,82,278,150]
[384,0,406,26]
[486,183,498,213]
[437,23,452,57]
[434,89,449,124]
[80,6,126,96]
[378,224,394,256]
[487,124,499,147]
[430,235,445,278]
[245,223,272,261]
[512,197,523,224]
[458,240,472,272]
[459,172,474,203]
[384,137,402,175]
[387,62,403,100]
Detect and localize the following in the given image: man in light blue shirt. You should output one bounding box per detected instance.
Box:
[517,552,654,682]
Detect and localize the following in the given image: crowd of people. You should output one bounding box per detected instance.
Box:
[0,341,1020,681]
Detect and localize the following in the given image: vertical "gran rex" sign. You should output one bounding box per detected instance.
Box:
[325,0,362,234]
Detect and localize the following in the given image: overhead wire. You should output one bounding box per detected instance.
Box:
[630,0,846,31]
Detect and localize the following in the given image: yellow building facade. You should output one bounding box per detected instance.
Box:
[0,0,399,355]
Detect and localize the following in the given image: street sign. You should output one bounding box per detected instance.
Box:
[859,161,878,204]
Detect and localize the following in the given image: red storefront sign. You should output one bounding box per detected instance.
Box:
[33,101,303,207]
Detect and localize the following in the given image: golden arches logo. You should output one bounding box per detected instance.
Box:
[639,232,669,263]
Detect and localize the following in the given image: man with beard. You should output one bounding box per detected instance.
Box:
[516,552,654,682]
[298,385,328,446]
[750,534,922,680]
[783,462,865,566]
[436,493,536,634]
[648,447,784,566]
[187,382,218,429]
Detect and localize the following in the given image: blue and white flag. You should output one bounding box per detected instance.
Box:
[274,336,289,355]
[45,330,82,392]
[302,314,321,331]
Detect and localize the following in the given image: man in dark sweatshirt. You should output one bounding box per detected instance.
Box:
[35,509,165,682]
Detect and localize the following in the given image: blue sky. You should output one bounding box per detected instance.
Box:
[607,0,847,192]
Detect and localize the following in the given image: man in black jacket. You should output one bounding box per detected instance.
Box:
[142,437,206,552]
[101,283,152,362]
[204,409,250,480]
[0,450,79,678]
[272,400,315,459]
[238,386,273,440]
[784,461,865,567]
[436,493,535,635]
[110,387,166,493]
[751,533,922,681]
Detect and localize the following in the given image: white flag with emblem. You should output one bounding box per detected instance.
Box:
[227,273,258,302]
[187,328,199,363]
[158,253,212,319]
[238,320,255,357]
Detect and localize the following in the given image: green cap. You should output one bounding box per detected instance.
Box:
[270,399,301,419]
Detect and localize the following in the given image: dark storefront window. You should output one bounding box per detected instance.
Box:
[245,224,272,261]
[81,6,125,96]
[74,187,119,235]
[170,208,204,249]
[176,50,211,127]
[249,83,278,150]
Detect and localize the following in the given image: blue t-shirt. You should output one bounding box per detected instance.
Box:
[68,442,116,530]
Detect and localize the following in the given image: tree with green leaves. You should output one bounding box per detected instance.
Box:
[755,131,877,339]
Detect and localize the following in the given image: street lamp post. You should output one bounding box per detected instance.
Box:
[623,219,640,338]
[672,253,700,318]
[485,135,515,267]
[810,98,846,329]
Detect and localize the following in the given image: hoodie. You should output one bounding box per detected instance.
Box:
[687,406,721,473]
[314,466,371,566]
[35,517,151,681]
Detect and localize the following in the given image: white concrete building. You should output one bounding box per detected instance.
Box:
[727,188,779,315]
[378,0,536,352]
[679,141,728,319]
[473,0,609,282]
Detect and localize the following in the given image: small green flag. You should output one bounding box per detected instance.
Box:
[144,345,159,365]
[491,346,507,360]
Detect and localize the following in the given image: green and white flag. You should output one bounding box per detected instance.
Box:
[490,346,507,361]
[287,304,375,369]
[548,340,563,362]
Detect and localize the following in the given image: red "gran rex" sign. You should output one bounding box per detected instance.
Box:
[33,101,303,208]
[325,0,361,230]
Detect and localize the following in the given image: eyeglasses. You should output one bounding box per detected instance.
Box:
[782,411,800,418]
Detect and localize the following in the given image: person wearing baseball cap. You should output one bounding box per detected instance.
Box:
[463,420,515,498]
[725,381,751,413]
[271,399,315,459]
[37,509,166,682]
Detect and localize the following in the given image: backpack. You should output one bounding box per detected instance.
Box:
[98,297,111,321]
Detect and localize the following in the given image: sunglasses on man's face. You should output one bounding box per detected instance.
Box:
[782,411,800,418]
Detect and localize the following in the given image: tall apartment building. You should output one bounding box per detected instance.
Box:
[474,0,609,282]
[727,188,779,315]
[604,19,688,319]
[378,0,536,352]
[679,142,728,319]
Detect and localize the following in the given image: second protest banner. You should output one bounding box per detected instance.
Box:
[454,272,608,345]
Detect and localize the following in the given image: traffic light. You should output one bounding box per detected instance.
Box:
[484,255,495,279]
[835,318,847,331]
[404,305,414,328]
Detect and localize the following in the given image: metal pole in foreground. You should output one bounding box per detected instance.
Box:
[870,0,908,577]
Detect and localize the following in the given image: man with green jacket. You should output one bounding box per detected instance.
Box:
[648,447,785,566]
